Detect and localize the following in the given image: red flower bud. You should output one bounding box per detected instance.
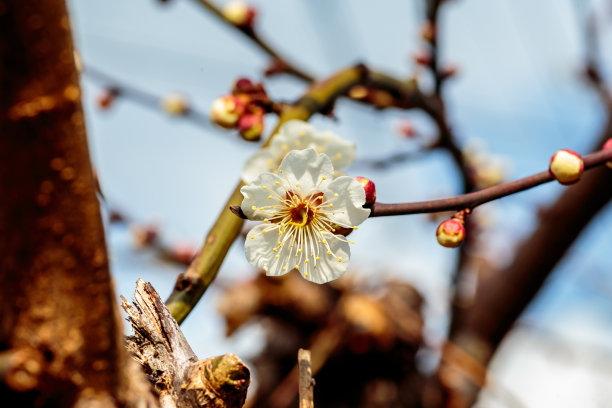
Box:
[549,149,584,185]
[436,219,465,248]
[237,111,264,141]
[355,176,376,207]
[232,78,255,94]
[97,89,116,110]
[603,138,612,169]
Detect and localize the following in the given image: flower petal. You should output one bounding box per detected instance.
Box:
[305,231,350,284]
[245,223,287,276]
[241,172,287,220]
[310,130,355,170]
[241,120,355,183]
[241,149,279,184]
[321,176,370,227]
[278,148,333,192]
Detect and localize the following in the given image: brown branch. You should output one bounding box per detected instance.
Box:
[298,349,315,408]
[0,1,157,405]
[370,148,612,217]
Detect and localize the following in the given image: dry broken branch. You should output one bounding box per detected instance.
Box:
[121,279,251,408]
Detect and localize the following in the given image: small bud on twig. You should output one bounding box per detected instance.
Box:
[355,176,376,207]
[436,218,466,248]
[549,149,584,185]
[96,88,118,110]
[222,0,257,28]
[161,93,190,116]
[237,110,264,142]
[436,209,469,248]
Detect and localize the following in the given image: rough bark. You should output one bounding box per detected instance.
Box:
[121,280,251,408]
[0,1,157,406]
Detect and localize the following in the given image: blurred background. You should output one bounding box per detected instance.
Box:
[68,0,612,406]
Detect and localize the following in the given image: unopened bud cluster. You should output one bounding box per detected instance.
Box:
[549,149,583,185]
[222,0,257,28]
[210,78,271,141]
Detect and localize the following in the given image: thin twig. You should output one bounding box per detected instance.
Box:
[82,64,215,130]
[371,148,612,217]
[190,0,314,82]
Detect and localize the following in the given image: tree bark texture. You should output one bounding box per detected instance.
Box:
[0,1,157,406]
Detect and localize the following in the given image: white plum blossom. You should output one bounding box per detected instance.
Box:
[241,119,356,184]
[241,148,370,284]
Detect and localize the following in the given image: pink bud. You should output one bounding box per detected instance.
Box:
[97,89,116,110]
[237,111,264,141]
[603,138,612,169]
[549,149,584,185]
[436,219,465,248]
[355,176,376,207]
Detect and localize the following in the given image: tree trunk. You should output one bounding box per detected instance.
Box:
[0,1,157,406]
